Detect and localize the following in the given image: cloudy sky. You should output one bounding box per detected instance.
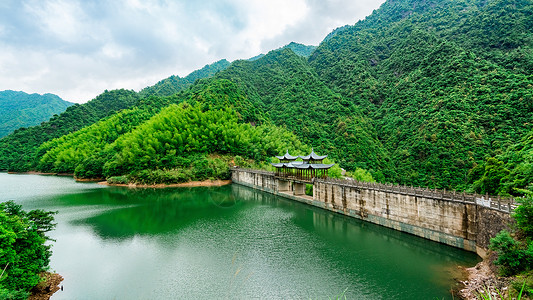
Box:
[0,0,385,103]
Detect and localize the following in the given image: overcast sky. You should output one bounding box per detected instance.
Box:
[0,0,385,103]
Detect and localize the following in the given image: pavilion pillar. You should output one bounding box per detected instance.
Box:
[293,182,306,196]
[278,179,290,192]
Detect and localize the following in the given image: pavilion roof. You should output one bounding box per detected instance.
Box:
[294,163,334,169]
[275,150,299,161]
[299,148,327,161]
[270,162,334,169]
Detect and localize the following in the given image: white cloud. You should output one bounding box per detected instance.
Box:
[0,0,385,103]
[24,0,85,42]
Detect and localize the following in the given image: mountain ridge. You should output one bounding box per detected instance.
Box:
[0,90,74,138]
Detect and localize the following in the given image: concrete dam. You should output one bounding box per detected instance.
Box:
[231,168,513,257]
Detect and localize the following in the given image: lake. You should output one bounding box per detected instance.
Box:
[0,173,480,299]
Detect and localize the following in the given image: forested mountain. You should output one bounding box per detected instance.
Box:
[0,89,140,171]
[1,0,531,195]
[215,48,389,174]
[33,80,306,182]
[0,60,231,172]
[306,0,533,191]
[280,42,317,57]
[0,90,73,138]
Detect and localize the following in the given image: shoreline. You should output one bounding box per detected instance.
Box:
[98,179,232,188]
[3,171,232,187]
[29,272,63,300]
[6,171,74,176]
[459,253,509,300]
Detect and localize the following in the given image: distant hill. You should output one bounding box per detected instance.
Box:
[139,59,231,98]
[0,91,74,138]
[248,42,317,61]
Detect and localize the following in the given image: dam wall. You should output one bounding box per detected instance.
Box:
[231,168,513,256]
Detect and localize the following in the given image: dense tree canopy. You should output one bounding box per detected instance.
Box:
[0,201,56,299]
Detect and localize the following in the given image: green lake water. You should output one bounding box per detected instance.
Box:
[0,173,480,299]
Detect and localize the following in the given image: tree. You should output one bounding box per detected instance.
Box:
[0,201,57,298]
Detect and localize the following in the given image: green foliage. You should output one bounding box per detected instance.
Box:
[0,201,56,296]
[183,79,266,124]
[217,48,389,172]
[0,0,531,195]
[513,196,533,239]
[511,274,533,297]
[305,184,313,196]
[107,176,129,185]
[477,281,526,300]
[490,231,530,276]
[490,196,533,277]
[35,107,154,175]
[279,42,317,57]
[497,130,533,196]
[0,90,73,138]
[126,156,230,185]
[347,168,376,182]
[308,0,533,190]
[0,288,29,300]
[471,158,510,195]
[101,103,306,181]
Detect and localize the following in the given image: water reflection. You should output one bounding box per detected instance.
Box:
[74,186,244,239]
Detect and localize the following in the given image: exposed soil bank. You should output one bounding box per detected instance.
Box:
[459,253,511,300]
[99,179,232,188]
[29,272,63,300]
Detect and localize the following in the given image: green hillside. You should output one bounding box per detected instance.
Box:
[0,90,74,138]
[139,59,230,98]
[248,42,317,61]
[0,60,231,172]
[0,89,140,171]
[34,80,306,182]
[307,0,533,191]
[216,48,389,174]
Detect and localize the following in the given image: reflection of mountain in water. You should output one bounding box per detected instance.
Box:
[71,185,247,239]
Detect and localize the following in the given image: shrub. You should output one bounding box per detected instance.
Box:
[305,184,313,196]
[107,175,129,184]
[513,195,533,239]
[348,168,376,182]
[490,230,531,276]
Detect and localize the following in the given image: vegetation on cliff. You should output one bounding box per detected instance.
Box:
[489,195,533,297]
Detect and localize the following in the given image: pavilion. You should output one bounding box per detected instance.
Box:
[271,148,334,181]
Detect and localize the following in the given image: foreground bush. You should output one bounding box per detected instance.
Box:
[0,201,56,297]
